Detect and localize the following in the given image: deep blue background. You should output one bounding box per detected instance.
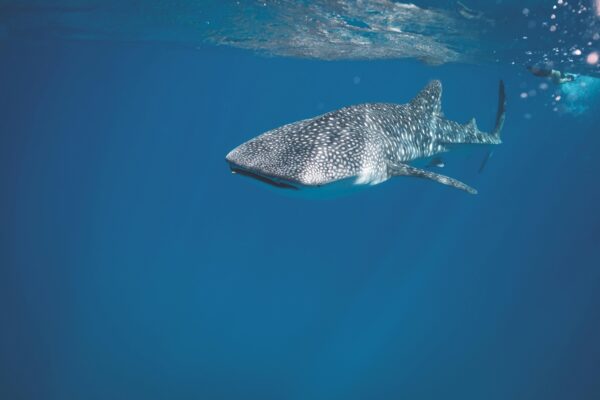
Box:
[1,40,599,399]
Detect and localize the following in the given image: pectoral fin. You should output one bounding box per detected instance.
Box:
[388,163,477,195]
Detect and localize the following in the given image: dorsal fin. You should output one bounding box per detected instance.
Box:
[467,117,478,132]
[410,80,442,116]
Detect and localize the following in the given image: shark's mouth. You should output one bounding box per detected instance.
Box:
[228,164,299,190]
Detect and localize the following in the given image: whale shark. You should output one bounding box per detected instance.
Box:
[226,80,505,195]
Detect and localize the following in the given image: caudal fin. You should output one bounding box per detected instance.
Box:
[492,80,506,138]
[479,80,505,173]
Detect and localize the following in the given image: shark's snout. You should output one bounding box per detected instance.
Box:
[226,144,299,190]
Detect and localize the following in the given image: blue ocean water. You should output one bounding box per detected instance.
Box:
[1,1,600,399]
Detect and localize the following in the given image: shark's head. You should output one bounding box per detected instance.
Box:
[226,139,367,198]
[225,138,301,190]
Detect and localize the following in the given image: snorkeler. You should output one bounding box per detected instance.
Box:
[527,66,577,84]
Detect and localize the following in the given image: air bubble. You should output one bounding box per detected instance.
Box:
[587,52,599,65]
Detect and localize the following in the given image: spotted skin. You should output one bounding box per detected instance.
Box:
[226,80,505,194]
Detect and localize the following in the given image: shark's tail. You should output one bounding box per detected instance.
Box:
[492,80,506,139]
[479,80,506,173]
